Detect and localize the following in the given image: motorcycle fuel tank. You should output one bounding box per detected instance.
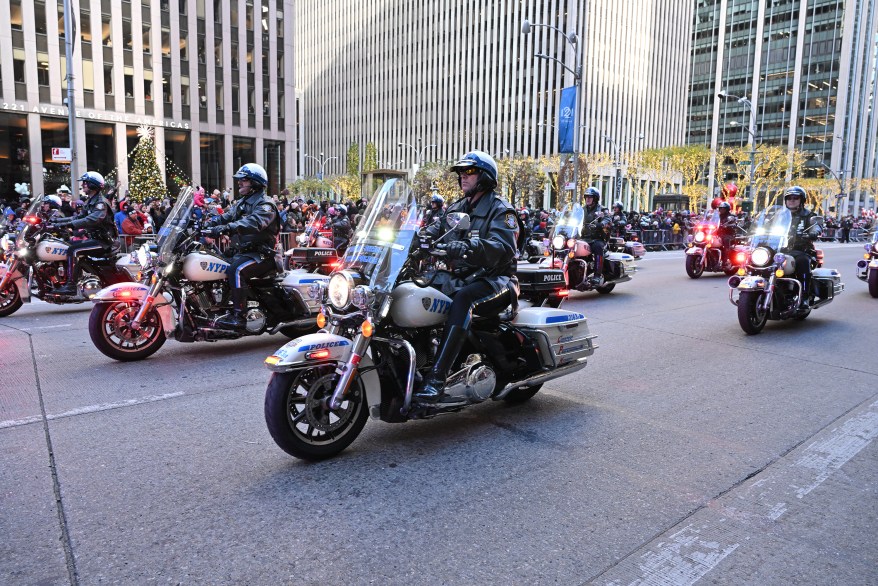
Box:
[389,281,452,328]
[182,252,229,281]
[36,238,69,261]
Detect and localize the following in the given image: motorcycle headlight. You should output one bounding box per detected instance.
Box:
[17,247,30,258]
[694,232,705,243]
[552,235,565,250]
[163,263,176,276]
[872,242,878,254]
[0,235,9,252]
[751,247,771,267]
[328,272,353,310]
[350,285,375,310]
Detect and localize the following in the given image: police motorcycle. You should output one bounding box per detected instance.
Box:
[0,212,20,264]
[262,179,597,461]
[728,205,843,335]
[0,195,138,317]
[541,204,636,295]
[684,210,748,278]
[283,213,339,274]
[88,187,328,361]
[610,221,647,260]
[856,231,878,297]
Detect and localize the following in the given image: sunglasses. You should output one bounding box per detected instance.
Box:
[784,195,802,200]
[457,168,480,176]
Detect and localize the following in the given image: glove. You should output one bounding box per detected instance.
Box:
[206,224,229,237]
[445,240,470,260]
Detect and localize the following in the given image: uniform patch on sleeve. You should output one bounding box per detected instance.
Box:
[505,212,517,229]
[259,204,273,213]
[96,203,105,210]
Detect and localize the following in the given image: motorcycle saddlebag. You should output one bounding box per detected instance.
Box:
[811,268,843,299]
[284,247,338,265]
[516,265,566,295]
[512,307,596,367]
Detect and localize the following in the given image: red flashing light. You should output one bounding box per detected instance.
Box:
[305,349,331,360]
[557,289,570,297]
[24,215,41,225]
[735,252,747,264]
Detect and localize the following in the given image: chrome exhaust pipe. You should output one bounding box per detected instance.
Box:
[495,358,589,400]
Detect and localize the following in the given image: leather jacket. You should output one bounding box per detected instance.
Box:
[54,193,116,243]
[209,190,280,249]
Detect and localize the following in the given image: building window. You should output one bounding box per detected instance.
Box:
[215,82,223,110]
[0,113,30,197]
[180,76,190,106]
[35,1,48,35]
[125,72,134,97]
[215,39,222,66]
[163,74,172,102]
[104,65,113,94]
[214,0,222,23]
[142,25,151,53]
[161,28,171,56]
[13,52,26,83]
[82,59,95,91]
[233,136,254,171]
[37,53,50,86]
[123,18,133,50]
[10,0,23,31]
[231,85,239,112]
[101,15,112,46]
[163,128,191,188]
[80,10,92,43]
[263,140,284,196]
[263,89,270,116]
[199,82,207,108]
[144,76,153,101]
[85,122,116,178]
[200,133,224,191]
[179,31,189,60]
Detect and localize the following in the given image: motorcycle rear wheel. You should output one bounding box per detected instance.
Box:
[595,283,616,294]
[88,301,166,361]
[685,254,704,279]
[868,268,878,298]
[737,290,768,335]
[0,282,23,317]
[264,368,368,461]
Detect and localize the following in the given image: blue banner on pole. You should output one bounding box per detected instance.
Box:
[558,86,577,154]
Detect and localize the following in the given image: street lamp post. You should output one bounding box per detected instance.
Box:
[718,91,759,207]
[522,18,584,199]
[398,139,437,177]
[303,152,337,181]
[603,134,644,206]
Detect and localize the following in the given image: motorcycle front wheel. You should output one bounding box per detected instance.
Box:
[868,268,878,298]
[0,282,23,317]
[685,254,704,279]
[88,301,166,361]
[737,290,768,334]
[264,367,369,461]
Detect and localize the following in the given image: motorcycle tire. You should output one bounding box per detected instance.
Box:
[502,383,542,404]
[869,268,878,298]
[595,283,616,294]
[88,301,166,361]
[0,282,23,317]
[264,368,368,461]
[685,254,704,279]
[723,266,739,276]
[737,290,768,335]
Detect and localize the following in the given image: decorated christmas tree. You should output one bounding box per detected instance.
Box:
[128,125,166,203]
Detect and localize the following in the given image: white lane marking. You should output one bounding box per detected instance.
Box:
[21,323,73,331]
[0,392,185,430]
[598,398,878,585]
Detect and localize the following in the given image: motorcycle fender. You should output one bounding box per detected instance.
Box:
[91,283,176,333]
[870,259,878,269]
[265,333,381,409]
[737,276,766,290]
[0,263,30,301]
[685,247,702,256]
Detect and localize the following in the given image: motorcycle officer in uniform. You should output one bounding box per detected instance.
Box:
[784,185,821,308]
[716,201,739,269]
[582,187,608,286]
[424,193,446,227]
[52,172,117,297]
[414,150,519,403]
[204,163,280,331]
[329,204,353,252]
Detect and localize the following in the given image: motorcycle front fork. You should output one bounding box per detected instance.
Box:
[328,332,370,410]
[0,258,17,290]
[131,275,164,329]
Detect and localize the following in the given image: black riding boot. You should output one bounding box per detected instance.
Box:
[589,254,605,286]
[415,325,468,402]
[216,288,247,331]
[53,256,81,296]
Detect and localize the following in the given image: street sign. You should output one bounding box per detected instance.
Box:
[51,147,71,162]
[564,181,576,191]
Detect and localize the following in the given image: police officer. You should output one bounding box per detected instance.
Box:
[582,187,608,286]
[716,201,738,267]
[424,193,446,227]
[204,163,280,331]
[52,172,116,297]
[414,150,519,402]
[329,204,353,252]
[784,185,821,307]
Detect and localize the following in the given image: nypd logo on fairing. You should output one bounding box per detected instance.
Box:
[297,340,350,352]
[200,261,228,273]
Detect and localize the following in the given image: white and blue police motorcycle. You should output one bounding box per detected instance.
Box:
[263,179,598,461]
[728,205,843,334]
[88,187,327,361]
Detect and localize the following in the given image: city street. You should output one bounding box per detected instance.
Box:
[1,243,876,585]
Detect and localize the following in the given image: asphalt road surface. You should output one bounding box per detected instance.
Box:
[2,242,876,585]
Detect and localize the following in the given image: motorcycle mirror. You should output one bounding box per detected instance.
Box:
[809,216,824,228]
[445,212,471,231]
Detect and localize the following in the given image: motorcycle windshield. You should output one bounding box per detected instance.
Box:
[749,205,791,250]
[701,210,720,229]
[341,178,422,294]
[552,204,584,239]
[156,187,194,265]
[15,196,46,248]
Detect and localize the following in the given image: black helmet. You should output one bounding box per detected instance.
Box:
[584,187,600,201]
[717,201,731,212]
[613,201,624,212]
[785,185,807,201]
[450,150,498,191]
